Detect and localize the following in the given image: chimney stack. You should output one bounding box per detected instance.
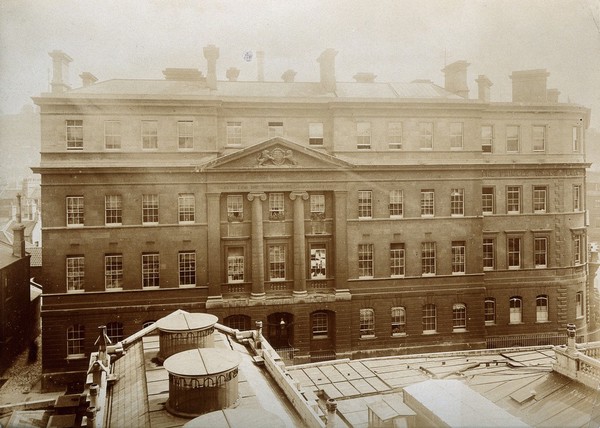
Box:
[442,60,470,98]
[257,51,265,82]
[475,75,493,103]
[12,194,26,258]
[353,72,376,83]
[80,72,98,87]
[317,49,338,93]
[281,69,297,83]
[203,45,219,90]
[49,50,73,93]
[547,88,560,103]
[325,399,338,428]
[510,69,549,102]
[226,67,240,82]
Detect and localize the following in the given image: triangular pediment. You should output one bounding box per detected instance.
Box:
[200,138,355,170]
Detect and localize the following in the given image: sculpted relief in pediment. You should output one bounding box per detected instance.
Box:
[256,147,298,166]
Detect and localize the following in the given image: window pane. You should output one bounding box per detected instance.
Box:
[178,121,193,149]
[421,242,436,275]
[227,247,245,283]
[536,296,548,322]
[484,298,495,324]
[533,187,547,213]
[67,325,85,356]
[142,194,159,223]
[533,126,546,151]
[269,245,286,280]
[421,190,434,216]
[507,187,520,213]
[312,312,328,337]
[67,196,84,226]
[422,304,436,332]
[450,122,463,149]
[389,190,403,217]
[268,121,284,138]
[419,122,433,149]
[481,125,493,153]
[178,194,195,223]
[104,121,121,149]
[227,122,242,145]
[507,125,519,152]
[391,307,406,335]
[309,122,324,145]
[358,244,374,278]
[452,241,466,274]
[357,122,371,149]
[452,303,467,329]
[390,243,405,277]
[451,188,464,216]
[508,237,521,269]
[310,245,327,279]
[142,253,160,288]
[360,308,375,337]
[388,122,402,149]
[482,187,494,214]
[66,256,85,292]
[179,252,196,286]
[105,195,122,225]
[105,255,123,290]
[142,120,158,149]
[66,120,83,150]
[483,238,495,270]
[509,297,522,323]
[227,195,244,221]
[358,190,372,218]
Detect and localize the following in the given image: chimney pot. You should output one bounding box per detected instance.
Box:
[353,72,376,83]
[257,51,265,82]
[475,75,493,102]
[509,69,550,102]
[281,69,297,83]
[442,60,470,98]
[12,194,26,258]
[48,50,73,93]
[547,88,560,103]
[317,49,338,93]
[226,67,240,82]
[203,45,220,90]
[79,72,98,87]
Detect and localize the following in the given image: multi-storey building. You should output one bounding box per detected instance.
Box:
[33,47,593,387]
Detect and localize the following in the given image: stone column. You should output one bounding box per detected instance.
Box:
[248,193,267,298]
[290,191,309,295]
[206,193,221,297]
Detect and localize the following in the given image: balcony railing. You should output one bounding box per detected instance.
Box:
[487,332,567,349]
[307,278,334,290]
[267,280,293,292]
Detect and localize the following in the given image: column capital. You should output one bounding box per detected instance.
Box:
[289,191,309,201]
[247,192,267,202]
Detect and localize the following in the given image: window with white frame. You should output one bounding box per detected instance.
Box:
[507,186,521,214]
[104,120,121,149]
[310,245,327,279]
[358,190,372,218]
[533,125,546,152]
[142,253,160,288]
[390,243,405,277]
[576,291,584,318]
[310,194,325,218]
[178,194,195,223]
[419,122,433,149]
[534,237,548,268]
[452,303,467,331]
[509,296,522,323]
[67,325,85,357]
[506,125,520,152]
[360,308,375,338]
[483,238,495,270]
[142,194,159,224]
[389,190,403,217]
[484,298,496,325]
[66,256,84,292]
[482,187,494,215]
[105,195,122,225]
[268,245,286,281]
[66,196,84,227]
[227,247,245,283]
[104,254,123,290]
[309,123,324,146]
[227,195,244,221]
[227,121,242,146]
[269,193,285,220]
[422,304,437,333]
[508,237,521,269]
[536,295,549,322]
[421,242,436,275]
[573,185,582,211]
[572,126,580,152]
[268,121,284,138]
[450,188,464,216]
[356,122,371,149]
[388,122,402,149]
[533,186,547,213]
[358,244,374,278]
[450,122,463,149]
[481,125,493,153]
[452,241,466,274]
[178,121,193,149]
[66,120,83,150]
[178,251,196,287]
[391,307,406,336]
[574,234,583,265]
[312,311,328,338]
[141,120,158,149]
[421,189,434,217]
[106,322,124,343]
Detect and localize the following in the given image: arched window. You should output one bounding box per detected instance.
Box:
[484,298,496,325]
[422,304,437,333]
[536,295,549,322]
[67,324,85,357]
[452,303,467,331]
[224,314,251,331]
[106,322,124,343]
[509,297,522,324]
[312,312,329,338]
[391,307,406,336]
[359,308,375,338]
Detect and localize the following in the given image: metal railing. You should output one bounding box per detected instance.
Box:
[487,332,568,349]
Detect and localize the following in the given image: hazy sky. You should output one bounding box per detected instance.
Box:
[1,0,599,126]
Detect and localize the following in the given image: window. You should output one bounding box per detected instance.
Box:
[536,295,549,322]
[533,186,547,213]
[227,195,244,221]
[507,186,521,214]
[66,120,83,150]
[269,245,286,281]
[484,298,496,325]
[419,122,433,149]
[534,237,548,268]
[481,125,493,153]
[451,188,464,216]
[178,251,196,287]
[481,187,495,214]
[508,237,521,269]
[142,253,160,288]
[360,308,375,338]
[388,122,402,149]
[268,121,284,138]
[309,123,324,145]
[358,244,374,278]
[142,194,159,224]
[106,322,124,343]
[178,194,195,223]
[105,254,123,290]
[178,121,193,149]
[227,121,242,146]
[390,243,405,277]
[391,307,406,336]
[67,325,85,357]
[227,247,245,283]
[269,193,285,220]
[573,185,582,211]
[421,242,436,275]
[483,238,495,270]
[509,296,522,323]
[576,291,584,318]
[422,304,437,333]
[572,126,580,152]
[532,126,546,152]
[450,122,463,149]
[574,235,583,265]
[389,190,403,217]
[104,121,121,149]
[506,125,520,152]
[452,241,466,274]
[358,190,372,218]
[141,120,158,149]
[421,190,435,217]
[224,315,251,331]
[310,194,325,218]
[310,245,327,279]
[66,196,84,227]
[105,195,122,225]
[357,122,371,149]
[66,256,84,292]
[142,320,157,330]
[312,312,328,338]
[452,303,467,331]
